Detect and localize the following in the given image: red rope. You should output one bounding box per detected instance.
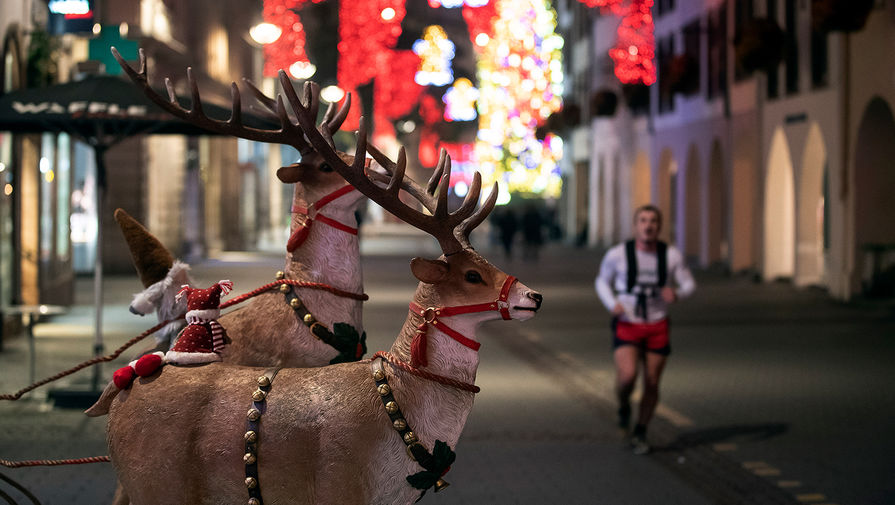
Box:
[1,278,366,401]
[221,279,368,307]
[0,317,181,401]
[373,351,480,393]
[0,456,110,468]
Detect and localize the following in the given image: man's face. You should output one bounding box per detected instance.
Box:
[634,210,661,243]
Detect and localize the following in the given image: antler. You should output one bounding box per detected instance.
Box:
[241,77,352,146]
[366,143,444,214]
[282,71,497,255]
[112,47,316,155]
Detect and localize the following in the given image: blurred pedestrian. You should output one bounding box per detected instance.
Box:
[594,204,695,454]
[521,203,544,262]
[494,207,518,260]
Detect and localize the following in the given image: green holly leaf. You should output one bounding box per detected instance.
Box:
[329,323,365,364]
[431,440,456,470]
[407,470,440,490]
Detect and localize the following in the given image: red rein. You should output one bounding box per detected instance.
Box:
[408,275,517,367]
[287,185,358,252]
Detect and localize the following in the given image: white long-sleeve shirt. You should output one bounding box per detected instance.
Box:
[595,243,696,323]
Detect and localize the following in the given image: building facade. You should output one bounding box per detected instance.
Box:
[556,0,895,300]
[1,0,285,338]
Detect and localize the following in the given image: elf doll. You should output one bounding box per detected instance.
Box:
[113,280,233,389]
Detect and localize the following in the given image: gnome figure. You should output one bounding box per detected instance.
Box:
[165,280,234,365]
[114,208,193,352]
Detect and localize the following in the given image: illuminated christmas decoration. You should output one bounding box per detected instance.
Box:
[439,142,476,191]
[577,0,622,9]
[375,50,425,121]
[576,0,656,85]
[443,78,479,122]
[473,0,564,199]
[338,0,405,93]
[462,1,499,52]
[417,94,444,167]
[607,0,655,85]
[418,128,441,168]
[262,0,318,78]
[413,25,455,87]
[336,0,407,130]
[429,0,489,7]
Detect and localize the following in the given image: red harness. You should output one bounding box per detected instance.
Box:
[287,184,359,252]
[407,275,517,367]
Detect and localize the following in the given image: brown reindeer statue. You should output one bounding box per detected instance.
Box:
[102,47,376,371]
[105,47,445,371]
[97,82,543,504]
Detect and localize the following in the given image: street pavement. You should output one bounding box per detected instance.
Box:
[0,237,893,505]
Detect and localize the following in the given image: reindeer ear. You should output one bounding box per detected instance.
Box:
[277,164,303,183]
[410,258,449,284]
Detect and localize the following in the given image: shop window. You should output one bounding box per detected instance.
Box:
[707,5,728,100]
[682,20,701,97]
[71,141,97,273]
[56,133,70,261]
[657,36,675,114]
[40,133,55,262]
[810,27,828,88]
[766,0,779,99]
[784,0,798,95]
[0,133,13,306]
[734,0,755,81]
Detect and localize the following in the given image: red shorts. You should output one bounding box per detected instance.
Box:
[612,318,671,355]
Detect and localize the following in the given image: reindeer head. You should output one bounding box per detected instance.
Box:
[410,252,542,323]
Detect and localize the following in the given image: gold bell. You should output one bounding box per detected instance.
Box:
[249,498,261,505]
[434,478,450,492]
[257,376,271,387]
[243,453,256,465]
[252,389,267,402]
[372,369,385,381]
[303,313,315,324]
[377,384,391,396]
[385,401,399,414]
[279,283,291,294]
[392,418,407,431]
[290,298,302,309]
[275,271,285,280]
[403,431,418,444]
[244,431,258,443]
[406,442,421,461]
[247,409,261,422]
[245,477,257,489]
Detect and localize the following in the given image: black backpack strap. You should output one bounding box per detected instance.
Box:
[625,240,637,292]
[656,241,668,287]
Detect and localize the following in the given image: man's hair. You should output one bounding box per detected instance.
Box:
[633,204,662,227]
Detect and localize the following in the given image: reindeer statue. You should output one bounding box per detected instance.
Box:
[107,47,443,370]
[103,47,375,370]
[97,74,543,505]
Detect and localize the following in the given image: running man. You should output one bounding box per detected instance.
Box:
[595,205,695,454]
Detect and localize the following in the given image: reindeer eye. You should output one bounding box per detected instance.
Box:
[319,162,333,173]
[464,271,483,284]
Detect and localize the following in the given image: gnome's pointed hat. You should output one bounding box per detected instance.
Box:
[114,208,175,288]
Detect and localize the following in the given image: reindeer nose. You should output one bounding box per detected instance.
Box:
[527,292,543,310]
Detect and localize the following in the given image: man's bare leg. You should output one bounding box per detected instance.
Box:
[613,345,641,431]
[630,352,667,454]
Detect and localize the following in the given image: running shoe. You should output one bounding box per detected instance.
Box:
[630,435,650,455]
